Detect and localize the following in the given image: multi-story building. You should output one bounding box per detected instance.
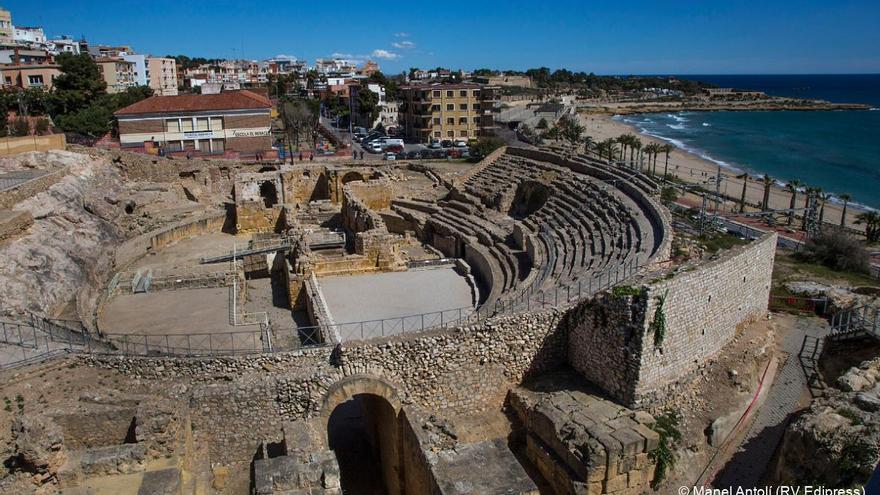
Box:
[13,26,45,47]
[89,44,133,59]
[399,83,500,142]
[121,54,148,86]
[0,47,51,65]
[315,58,357,75]
[0,8,12,44]
[114,90,273,158]
[147,57,177,96]
[1,62,60,89]
[96,58,137,93]
[48,36,82,55]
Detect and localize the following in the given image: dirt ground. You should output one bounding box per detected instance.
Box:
[652,313,786,488]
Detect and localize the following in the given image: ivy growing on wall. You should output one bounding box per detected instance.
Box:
[649,409,682,490]
[649,290,668,348]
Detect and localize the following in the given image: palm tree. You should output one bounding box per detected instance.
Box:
[661,143,675,180]
[855,211,880,243]
[583,135,594,155]
[630,136,642,164]
[839,193,852,227]
[761,174,774,212]
[785,180,802,225]
[819,192,831,224]
[643,144,658,175]
[616,134,629,162]
[737,173,749,213]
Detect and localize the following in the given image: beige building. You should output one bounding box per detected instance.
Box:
[97,58,137,93]
[147,57,178,96]
[0,7,12,44]
[399,83,500,142]
[1,63,60,89]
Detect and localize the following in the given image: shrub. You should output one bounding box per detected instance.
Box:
[660,186,678,205]
[10,117,29,136]
[33,118,50,135]
[797,230,870,274]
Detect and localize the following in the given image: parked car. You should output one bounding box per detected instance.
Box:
[447,149,462,158]
[431,149,447,159]
[453,140,468,148]
[369,142,383,153]
[384,145,404,153]
[428,140,442,149]
[440,140,454,148]
[384,152,397,161]
[404,151,418,159]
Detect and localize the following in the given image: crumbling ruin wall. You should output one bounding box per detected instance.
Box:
[280,167,327,206]
[340,183,403,270]
[0,167,69,210]
[568,233,777,407]
[114,212,226,269]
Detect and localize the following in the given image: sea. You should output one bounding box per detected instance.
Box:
[614,74,880,209]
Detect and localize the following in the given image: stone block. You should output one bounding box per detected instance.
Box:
[137,468,181,495]
[604,473,628,493]
[610,428,644,457]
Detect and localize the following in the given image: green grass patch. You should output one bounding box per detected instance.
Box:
[775,253,878,288]
[611,285,642,297]
[699,233,749,253]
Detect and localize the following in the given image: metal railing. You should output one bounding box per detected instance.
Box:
[1,255,643,362]
[830,305,879,339]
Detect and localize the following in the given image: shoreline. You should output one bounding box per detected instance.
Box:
[576,99,872,115]
[580,112,874,232]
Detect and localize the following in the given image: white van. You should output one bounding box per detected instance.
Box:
[379,138,404,149]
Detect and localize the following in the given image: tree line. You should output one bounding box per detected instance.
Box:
[1,53,154,138]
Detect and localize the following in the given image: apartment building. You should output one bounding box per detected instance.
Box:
[13,26,45,46]
[114,90,273,158]
[48,36,82,55]
[97,58,137,93]
[1,63,60,89]
[0,8,12,44]
[399,83,500,142]
[147,57,178,95]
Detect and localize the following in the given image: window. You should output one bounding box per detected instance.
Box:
[433,118,441,125]
[446,90,453,97]
[459,104,467,110]
[196,118,210,131]
[446,130,454,137]
[473,104,481,111]
[432,90,440,98]
[181,119,194,132]
[211,139,225,152]
[459,117,467,124]
[433,131,441,138]
[27,75,44,85]
[446,118,455,125]
[165,119,180,132]
[446,104,454,111]
[473,117,480,124]
[166,141,183,152]
[198,140,211,153]
[431,104,440,111]
[460,130,468,137]
[4,77,11,85]
[183,140,196,150]
[460,90,467,97]
[474,90,481,98]
[210,117,223,130]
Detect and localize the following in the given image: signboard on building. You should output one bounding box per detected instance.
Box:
[230,129,271,138]
[183,131,214,139]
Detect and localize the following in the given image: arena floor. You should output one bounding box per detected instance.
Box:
[318,267,476,339]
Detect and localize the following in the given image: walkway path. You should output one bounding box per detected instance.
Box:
[714,316,829,486]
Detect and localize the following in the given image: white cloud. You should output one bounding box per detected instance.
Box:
[394,32,409,38]
[274,54,298,60]
[371,49,400,60]
[392,41,415,49]
[330,52,355,59]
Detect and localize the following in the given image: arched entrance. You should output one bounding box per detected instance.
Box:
[322,375,404,495]
[259,181,278,207]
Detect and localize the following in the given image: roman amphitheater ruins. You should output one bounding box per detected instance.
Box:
[0,144,778,494]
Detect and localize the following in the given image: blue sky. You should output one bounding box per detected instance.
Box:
[6,0,880,74]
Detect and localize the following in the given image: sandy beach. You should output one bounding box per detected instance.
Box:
[579,113,870,234]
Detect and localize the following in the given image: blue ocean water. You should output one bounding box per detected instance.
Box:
[618,74,880,208]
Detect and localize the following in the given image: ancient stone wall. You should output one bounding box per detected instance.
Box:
[113,212,226,270]
[0,166,69,209]
[568,233,777,407]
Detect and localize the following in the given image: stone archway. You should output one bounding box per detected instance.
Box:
[321,374,404,495]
